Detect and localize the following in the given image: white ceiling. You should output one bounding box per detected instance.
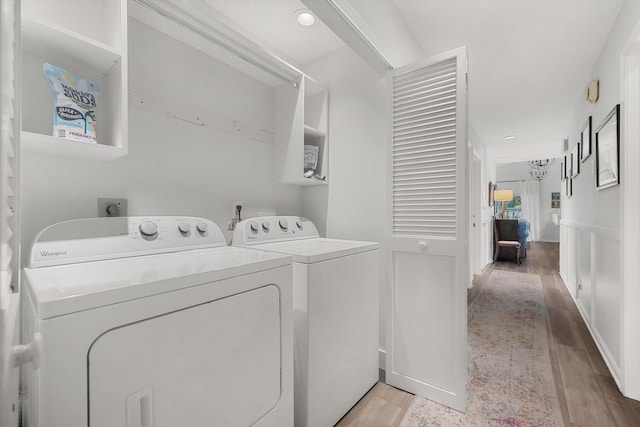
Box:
[199,0,624,163]
[392,0,624,163]
[204,0,345,66]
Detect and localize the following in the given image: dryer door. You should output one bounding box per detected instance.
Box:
[88,284,281,427]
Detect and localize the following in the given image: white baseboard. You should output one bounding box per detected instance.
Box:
[537,239,559,243]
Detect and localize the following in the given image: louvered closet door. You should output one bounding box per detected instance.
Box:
[0,0,21,424]
[386,47,468,411]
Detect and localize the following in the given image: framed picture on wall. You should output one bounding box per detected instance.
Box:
[560,157,566,181]
[570,144,580,178]
[551,192,560,208]
[581,116,592,162]
[595,104,620,190]
[566,177,573,198]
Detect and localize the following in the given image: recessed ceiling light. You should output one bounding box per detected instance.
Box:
[504,135,516,140]
[296,10,315,27]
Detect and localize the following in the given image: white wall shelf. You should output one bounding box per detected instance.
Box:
[304,124,326,138]
[21,15,121,76]
[20,0,128,161]
[275,76,328,186]
[21,131,126,161]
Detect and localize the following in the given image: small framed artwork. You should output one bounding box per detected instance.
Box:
[570,144,580,178]
[551,192,560,208]
[560,157,566,181]
[566,177,573,198]
[581,116,592,162]
[595,104,620,190]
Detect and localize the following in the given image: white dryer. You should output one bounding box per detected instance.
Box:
[21,216,293,427]
[232,216,379,427]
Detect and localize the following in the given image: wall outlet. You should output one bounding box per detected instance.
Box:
[98,198,127,217]
[232,201,243,219]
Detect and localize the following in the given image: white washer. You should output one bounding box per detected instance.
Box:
[232,216,379,427]
[21,216,293,427]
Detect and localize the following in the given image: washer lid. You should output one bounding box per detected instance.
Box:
[246,238,378,264]
[23,246,291,319]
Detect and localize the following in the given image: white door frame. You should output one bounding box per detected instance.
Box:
[620,25,640,401]
[468,147,482,286]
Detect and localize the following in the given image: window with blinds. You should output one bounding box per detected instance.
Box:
[1,0,20,297]
[392,58,457,238]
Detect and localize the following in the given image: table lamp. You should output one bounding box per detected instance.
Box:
[493,189,514,219]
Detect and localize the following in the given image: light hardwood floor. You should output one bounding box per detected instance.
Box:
[335,242,640,427]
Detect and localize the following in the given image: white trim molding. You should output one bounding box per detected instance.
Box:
[620,26,640,400]
[559,220,622,388]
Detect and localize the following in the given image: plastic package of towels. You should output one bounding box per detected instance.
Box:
[43,63,100,143]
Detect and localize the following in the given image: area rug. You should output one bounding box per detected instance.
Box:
[400,270,564,427]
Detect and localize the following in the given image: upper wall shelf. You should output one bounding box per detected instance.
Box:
[275,76,329,186]
[21,15,121,76]
[20,0,128,162]
[304,124,326,139]
[21,132,126,161]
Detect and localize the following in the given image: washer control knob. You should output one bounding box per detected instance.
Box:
[279,219,288,231]
[196,222,208,233]
[262,221,270,232]
[296,219,303,229]
[178,222,190,233]
[250,221,259,233]
[139,221,158,236]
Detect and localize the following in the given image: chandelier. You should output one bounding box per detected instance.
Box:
[530,169,548,180]
[528,158,555,180]
[528,159,555,170]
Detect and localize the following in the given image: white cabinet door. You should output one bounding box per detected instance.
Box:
[0,0,21,425]
[386,47,468,411]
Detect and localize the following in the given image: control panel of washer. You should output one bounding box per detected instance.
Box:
[232,216,319,246]
[29,216,227,267]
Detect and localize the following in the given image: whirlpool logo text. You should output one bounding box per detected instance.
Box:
[39,250,68,257]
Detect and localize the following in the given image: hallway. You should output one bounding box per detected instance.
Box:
[337,242,640,426]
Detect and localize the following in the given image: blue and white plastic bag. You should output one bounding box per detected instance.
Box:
[43,63,100,143]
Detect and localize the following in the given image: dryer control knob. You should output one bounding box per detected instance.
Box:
[296,219,303,229]
[196,222,208,233]
[250,221,259,233]
[262,221,270,232]
[139,221,158,236]
[279,219,288,231]
[178,222,190,233]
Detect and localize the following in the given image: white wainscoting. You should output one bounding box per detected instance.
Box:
[559,220,621,385]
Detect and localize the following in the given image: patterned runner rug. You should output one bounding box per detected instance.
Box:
[400,270,564,427]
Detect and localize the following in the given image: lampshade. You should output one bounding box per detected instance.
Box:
[493,189,514,202]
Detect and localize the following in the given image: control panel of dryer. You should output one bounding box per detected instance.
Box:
[232,216,319,246]
[29,216,226,268]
